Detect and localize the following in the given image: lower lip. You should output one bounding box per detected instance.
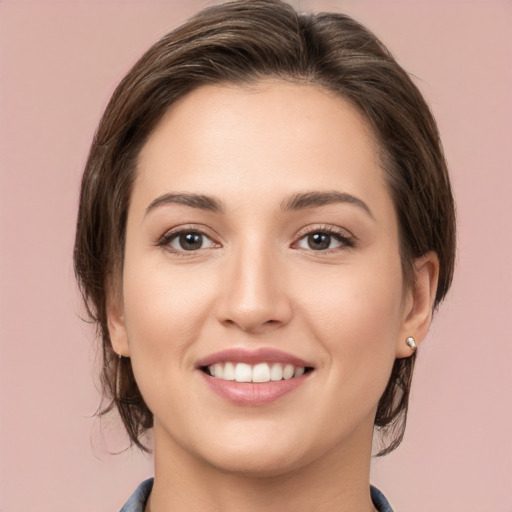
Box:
[199,372,311,405]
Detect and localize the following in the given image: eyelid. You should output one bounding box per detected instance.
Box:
[292,224,357,251]
[155,223,356,254]
[156,224,221,253]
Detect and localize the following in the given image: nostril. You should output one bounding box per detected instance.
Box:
[219,313,287,334]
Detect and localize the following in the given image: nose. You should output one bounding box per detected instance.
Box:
[215,241,293,334]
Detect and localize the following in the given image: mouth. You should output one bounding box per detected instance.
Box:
[200,361,314,383]
[196,348,315,404]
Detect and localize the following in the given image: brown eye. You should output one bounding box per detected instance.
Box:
[307,232,332,250]
[295,229,354,252]
[167,231,216,251]
[179,233,203,250]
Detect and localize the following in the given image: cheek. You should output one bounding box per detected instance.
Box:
[301,254,403,328]
[122,259,216,349]
[295,254,405,382]
[119,258,221,422]
[120,252,221,407]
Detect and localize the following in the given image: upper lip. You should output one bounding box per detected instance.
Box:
[196,348,313,369]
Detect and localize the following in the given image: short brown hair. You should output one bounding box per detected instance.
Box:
[74,0,456,455]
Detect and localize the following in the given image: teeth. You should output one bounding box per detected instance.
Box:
[223,362,235,380]
[270,363,283,381]
[213,363,223,378]
[252,363,271,383]
[294,367,305,377]
[207,362,308,383]
[282,364,294,380]
[235,363,252,382]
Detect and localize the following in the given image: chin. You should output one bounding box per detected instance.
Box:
[206,448,307,479]
[188,425,320,478]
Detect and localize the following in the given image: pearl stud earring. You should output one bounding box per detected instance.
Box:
[406,336,417,351]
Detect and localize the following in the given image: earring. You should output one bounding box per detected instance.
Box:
[406,336,417,352]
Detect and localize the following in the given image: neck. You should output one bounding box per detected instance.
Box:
[148,421,378,512]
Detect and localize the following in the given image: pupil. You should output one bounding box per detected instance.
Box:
[180,232,202,250]
[308,232,330,250]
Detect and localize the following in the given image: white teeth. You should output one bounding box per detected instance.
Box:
[207,362,308,382]
[235,363,252,382]
[213,363,223,378]
[223,361,235,380]
[252,363,271,383]
[283,364,295,380]
[270,363,283,381]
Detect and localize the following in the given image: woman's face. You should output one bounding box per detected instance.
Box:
[109,81,421,476]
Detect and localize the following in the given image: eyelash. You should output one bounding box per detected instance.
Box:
[156,225,220,255]
[157,224,356,255]
[292,225,356,253]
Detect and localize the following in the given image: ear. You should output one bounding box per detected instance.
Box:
[106,278,131,357]
[396,251,440,358]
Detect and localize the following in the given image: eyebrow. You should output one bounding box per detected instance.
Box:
[281,191,374,219]
[145,193,224,215]
[145,190,373,219]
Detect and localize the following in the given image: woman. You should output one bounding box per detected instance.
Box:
[74,1,455,510]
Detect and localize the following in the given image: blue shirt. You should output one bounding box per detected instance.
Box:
[120,478,395,511]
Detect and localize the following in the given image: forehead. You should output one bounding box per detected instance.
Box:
[134,80,391,216]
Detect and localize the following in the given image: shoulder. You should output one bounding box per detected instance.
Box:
[370,485,395,512]
[119,478,154,512]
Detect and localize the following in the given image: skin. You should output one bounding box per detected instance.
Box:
[108,81,439,512]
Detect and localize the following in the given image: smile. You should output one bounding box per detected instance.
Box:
[196,348,315,404]
[203,362,312,382]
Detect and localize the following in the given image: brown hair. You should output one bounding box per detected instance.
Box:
[74,0,456,455]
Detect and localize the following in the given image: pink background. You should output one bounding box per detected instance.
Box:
[1,1,510,511]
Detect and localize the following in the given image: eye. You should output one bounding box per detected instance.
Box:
[294,228,354,251]
[162,230,218,252]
